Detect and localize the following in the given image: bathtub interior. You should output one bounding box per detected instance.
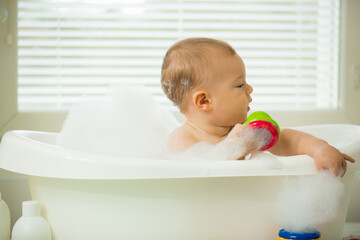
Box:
[294,124,360,150]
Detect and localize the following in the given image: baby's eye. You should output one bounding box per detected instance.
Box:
[236,84,244,88]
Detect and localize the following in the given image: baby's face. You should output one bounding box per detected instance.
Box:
[208,53,253,126]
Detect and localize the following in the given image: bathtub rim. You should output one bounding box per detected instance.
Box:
[0,124,360,180]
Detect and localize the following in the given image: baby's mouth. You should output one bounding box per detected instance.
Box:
[247,98,252,111]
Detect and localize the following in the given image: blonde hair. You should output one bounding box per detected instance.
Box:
[161,38,236,110]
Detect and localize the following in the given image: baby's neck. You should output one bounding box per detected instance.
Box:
[185,119,231,144]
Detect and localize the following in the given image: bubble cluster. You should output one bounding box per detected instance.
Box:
[276,171,344,233]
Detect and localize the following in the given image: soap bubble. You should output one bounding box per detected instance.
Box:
[173,125,274,161]
[57,86,344,235]
[57,85,180,159]
[58,85,276,162]
[275,170,344,233]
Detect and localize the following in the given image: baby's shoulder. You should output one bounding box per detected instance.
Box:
[168,125,198,152]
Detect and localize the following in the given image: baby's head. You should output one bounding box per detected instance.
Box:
[161,38,236,111]
[161,38,253,126]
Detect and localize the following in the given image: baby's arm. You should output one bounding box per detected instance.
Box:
[175,124,260,160]
[218,124,259,160]
[206,123,275,160]
[269,128,356,176]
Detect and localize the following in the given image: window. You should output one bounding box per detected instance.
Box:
[18,0,340,111]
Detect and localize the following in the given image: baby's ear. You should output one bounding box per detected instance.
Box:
[193,90,212,111]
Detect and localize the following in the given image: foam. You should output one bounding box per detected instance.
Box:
[57,85,344,233]
[58,85,275,162]
[172,125,276,162]
[57,85,180,159]
[275,171,344,233]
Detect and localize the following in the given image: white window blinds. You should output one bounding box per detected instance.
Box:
[18,0,340,111]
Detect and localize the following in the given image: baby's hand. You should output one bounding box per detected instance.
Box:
[226,124,259,160]
[313,143,356,176]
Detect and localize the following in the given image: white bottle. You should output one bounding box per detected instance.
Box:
[0,193,11,240]
[12,201,51,240]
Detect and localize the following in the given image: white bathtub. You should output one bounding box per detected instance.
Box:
[0,124,359,240]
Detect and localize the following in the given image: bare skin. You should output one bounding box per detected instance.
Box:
[168,51,355,176]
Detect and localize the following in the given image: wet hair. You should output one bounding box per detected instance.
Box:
[161,38,236,110]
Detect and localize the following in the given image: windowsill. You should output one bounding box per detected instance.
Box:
[0,109,355,139]
[0,112,68,138]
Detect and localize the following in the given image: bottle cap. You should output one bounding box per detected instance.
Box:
[22,200,40,216]
[278,229,321,239]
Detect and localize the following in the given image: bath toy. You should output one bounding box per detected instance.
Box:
[277,229,321,240]
[243,111,280,151]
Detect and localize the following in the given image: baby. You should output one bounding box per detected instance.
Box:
[161,37,355,176]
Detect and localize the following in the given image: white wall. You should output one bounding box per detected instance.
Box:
[0,0,17,134]
[0,0,360,228]
[342,0,360,124]
[340,0,360,223]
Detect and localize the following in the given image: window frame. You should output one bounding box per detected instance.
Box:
[1,0,359,138]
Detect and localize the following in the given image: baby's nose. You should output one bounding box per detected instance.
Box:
[247,84,253,94]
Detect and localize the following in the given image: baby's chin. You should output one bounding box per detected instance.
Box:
[239,116,248,125]
[234,120,247,126]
